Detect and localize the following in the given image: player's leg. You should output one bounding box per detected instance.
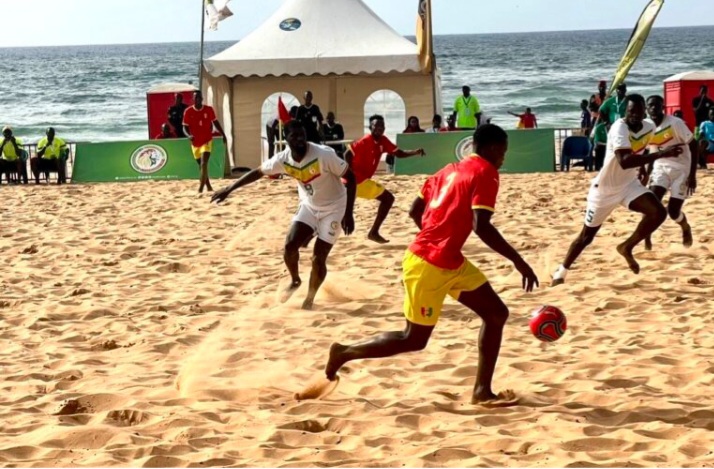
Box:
[369,188,394,244]
[282,214,317,302]
[456,282,509,403]
[302,209,344,310]
[617,190,667,274]
[667,171,692,247]
[201,152,213,192]
[644,185,667,251]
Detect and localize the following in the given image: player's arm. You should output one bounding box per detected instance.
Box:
[507,111,519,118]
[409,197,426,230]
[616,146,683,169]
[342,169,357,235]
[473,209,539,292]
[343,147,354,167]
[182,124,192,141]
[392,148,425,158]
[688,138,699,195]
[213,119,227,140]
[210,168,264,204]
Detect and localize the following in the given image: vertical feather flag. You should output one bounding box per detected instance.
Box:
[278,97,291,124]
[609,0,665,95]
[416,0,434,72]
[205,0,233,32]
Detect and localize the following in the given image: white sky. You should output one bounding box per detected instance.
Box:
[0,0,708,48]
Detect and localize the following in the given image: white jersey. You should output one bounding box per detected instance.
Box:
[593,118,654,194]
[261,143,348,210]
[646,115,694,171]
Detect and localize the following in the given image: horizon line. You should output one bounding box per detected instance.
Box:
[0,24,710,50]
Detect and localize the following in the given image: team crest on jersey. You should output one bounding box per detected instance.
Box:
[454,137,473,161]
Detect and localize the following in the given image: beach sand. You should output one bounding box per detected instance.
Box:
[1,171,714,467]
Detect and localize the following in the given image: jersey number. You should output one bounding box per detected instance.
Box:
[429,172,457,209]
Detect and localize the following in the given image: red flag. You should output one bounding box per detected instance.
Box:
[278,96,291,124]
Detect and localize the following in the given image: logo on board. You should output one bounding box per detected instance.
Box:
[130,144,168,174]
[279,18,302,31]
[455,137,473,162]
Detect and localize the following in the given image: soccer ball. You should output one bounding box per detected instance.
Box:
[529,305,567,342]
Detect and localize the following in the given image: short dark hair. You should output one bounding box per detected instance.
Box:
[626,94,645,108]
[369,114,384,125]
[617,83,627,91]
[647,95,664,104]
[285,120,305,136]
[433,114,442,120]
[473,124,508,148]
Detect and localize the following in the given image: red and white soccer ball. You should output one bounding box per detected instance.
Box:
[529,305,567,342]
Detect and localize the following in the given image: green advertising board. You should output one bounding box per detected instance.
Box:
[72,138,226,183]
[396,129,555,175]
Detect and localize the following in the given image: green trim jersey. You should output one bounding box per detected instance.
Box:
[646,115,694,171]
[594,119,654,194]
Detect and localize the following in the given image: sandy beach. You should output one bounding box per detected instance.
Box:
[1,170,714,467]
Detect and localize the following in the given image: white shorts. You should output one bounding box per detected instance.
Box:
[293,203,346,245]
[649,165,688,200]
[584,180,650,228]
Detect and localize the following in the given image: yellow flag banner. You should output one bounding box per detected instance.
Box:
[416,0,433,72]
[609,0,665,95]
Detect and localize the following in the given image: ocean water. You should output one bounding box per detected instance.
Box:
[0,26,712,143]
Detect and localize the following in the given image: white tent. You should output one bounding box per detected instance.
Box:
[203,0,440,170]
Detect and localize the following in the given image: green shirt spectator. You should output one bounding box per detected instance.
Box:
[598,83,627,124]
[452,86,481,129]
[593,122,608,146]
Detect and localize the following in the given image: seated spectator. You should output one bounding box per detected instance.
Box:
[580,99,592,135]
[509,107,538,129]
[403,116,425,134]
[155,123,176,140]
[426,114,445,133]
[31,127,69,184]
[698,108,714,169]
[445,114,457,131]
[322,112,345,158]
[0,126,28,184]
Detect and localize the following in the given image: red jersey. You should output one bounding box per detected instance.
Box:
[519,114,537,129]
[409,155,500,270]
[348,134,398,184]
[183,105,217,147]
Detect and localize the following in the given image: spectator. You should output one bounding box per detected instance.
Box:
[589,80,608,120]
[31,127,69,184]
[445,114,457,131]
[509,107,538,129]
[182,90,227,193]
[155,123,176,140]
[698,108,714,169]
[426,114,445,133]
[452,85,481,129]
[591,120,610,171]
[580,99,593,135]
[168,94,188,137]
[266,115,280,159]
[673,110,684,119]
[322,112,345,158]
[296,91,324,144]
[0,126,28,184]
[403,116,425,133]
[599,83,627,125]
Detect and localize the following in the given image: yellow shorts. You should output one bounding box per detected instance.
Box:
[356,179,385,200]
[402,250,488,326]
[191,141,213,160]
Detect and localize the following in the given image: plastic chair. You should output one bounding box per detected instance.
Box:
[561,136,592,171]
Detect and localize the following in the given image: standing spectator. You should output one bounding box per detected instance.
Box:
[182,90,227,194]
[599,83,627,125]
[580,100,593,135]
[168,94,188,137]
[155,123,176,140]
[591,120,610,171]
[589,80,608,121]
[322,112,345,158]
[0,126,28,184]
[426,114,445,133]
[266,115,280,159]
[452,86,481,129]
[403,116,425,134]
[698,108,714,169]
[509,108,538,129]
[31,127,69,184]
[693,85,714,129]
[296,91,324,144]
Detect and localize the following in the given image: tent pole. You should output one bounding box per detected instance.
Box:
[428,0,437,115]
[199,0,206,92]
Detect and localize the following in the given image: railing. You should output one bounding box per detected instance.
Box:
[3,142,78,183]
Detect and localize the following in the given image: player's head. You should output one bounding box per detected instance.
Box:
[462,86,471,97]
[616,83,627,99]
[646,95,664,120]
[193,90,203,107]
[624,94,646,127]
[369,114,385,138]
[285,120,308,158]
[46,127,56,141]
[473,124,508,169]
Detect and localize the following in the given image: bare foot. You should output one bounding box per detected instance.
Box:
[471,389,519,407]
[367,232,390,244]
[301,298,314,310]
[295,375,340,401]
[616,242,640,274]
[325,343,349,381]
[279,279,301,303]
[682,223,693,248]
[551,278,565,287]
[644,237,653,251]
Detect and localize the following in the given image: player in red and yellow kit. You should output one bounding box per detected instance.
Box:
[345,115,425,244]
[318,124,539,404]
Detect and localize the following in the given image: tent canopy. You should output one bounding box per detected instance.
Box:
[664,71,714,82]
[205,0,423,78]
